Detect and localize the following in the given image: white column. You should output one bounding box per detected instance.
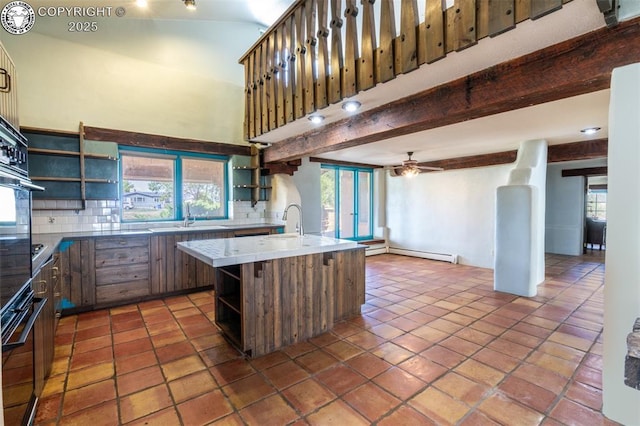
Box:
[603,63,640,424]
[494,139,547,296]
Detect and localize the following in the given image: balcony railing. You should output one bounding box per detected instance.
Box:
[239,0,569,140]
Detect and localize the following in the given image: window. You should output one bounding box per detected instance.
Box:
[587,191,607,220]
[120,147,228,222]
[321,165,373,240]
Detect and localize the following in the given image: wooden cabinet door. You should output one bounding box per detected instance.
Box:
[94,236,150,305]
[58,239,96,312]
[150,231,233,294]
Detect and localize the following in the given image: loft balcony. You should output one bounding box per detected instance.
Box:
[239,0,582,137]
[238,0,634,167]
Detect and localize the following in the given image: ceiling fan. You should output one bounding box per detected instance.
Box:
[387,152,444,177]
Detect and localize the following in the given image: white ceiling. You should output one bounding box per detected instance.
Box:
[27,0,611,167]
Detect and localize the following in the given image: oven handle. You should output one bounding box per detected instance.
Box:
[1,297,47,352]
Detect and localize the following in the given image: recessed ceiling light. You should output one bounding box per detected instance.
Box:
[184,0,196,10]
[308,114,325,124]
[342,100,361,113]
[136,0,148,7]
[581,127,601,135]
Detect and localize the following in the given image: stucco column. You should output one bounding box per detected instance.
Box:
[603,63,640,424]
[494,139,547,297]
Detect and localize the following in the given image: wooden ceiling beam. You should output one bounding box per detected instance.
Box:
[547,139,608,163]
[562,166,608,177]
[264,18,640,164]
[411,139,608,171]
[84,126,251,156]
[302,139,607,172]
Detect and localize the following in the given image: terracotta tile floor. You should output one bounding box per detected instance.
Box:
[35,252,620,425]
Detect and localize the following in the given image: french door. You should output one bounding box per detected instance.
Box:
[321,165,373,240]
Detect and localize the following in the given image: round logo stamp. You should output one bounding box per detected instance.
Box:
[1,1,35,35]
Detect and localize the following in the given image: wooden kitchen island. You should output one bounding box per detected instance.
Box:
[177,234,365,357]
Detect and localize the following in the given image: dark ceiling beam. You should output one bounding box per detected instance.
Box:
[305,139,607,172]
[84,126,251,156]
[547,139,608,163]
[308,157,384,169]
[562,167,608,177]
[417,150,517,171]
[412,139,608,171]
[264,18,640,164]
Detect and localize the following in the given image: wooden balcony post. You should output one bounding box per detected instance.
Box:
[316,0,330,108]
[294,6,306,119]
[343,0,359,98]
[376,0,396,83]
[395,0,419,74]
[329,0,344,103]
[358,0,377,92]
[304,0,317,114]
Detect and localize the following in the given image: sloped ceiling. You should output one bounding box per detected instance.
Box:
[25,0,611,167]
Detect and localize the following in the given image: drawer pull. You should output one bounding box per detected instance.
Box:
[0,68,10,93]
[34,279,47,295]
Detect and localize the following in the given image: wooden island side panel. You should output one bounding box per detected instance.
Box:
[219,247,365,357]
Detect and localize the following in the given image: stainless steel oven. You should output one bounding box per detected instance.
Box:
[0,116,44,425]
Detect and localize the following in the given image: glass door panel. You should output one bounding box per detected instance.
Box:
[357,171,372,238]
[339,170,355,238]
[321,168,336,237]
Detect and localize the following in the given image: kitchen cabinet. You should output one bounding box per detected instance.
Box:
[26,125,119,208]
[150,230,233,295]
[232,144,271,207]
[0,41,19,130]
[32,254,57,397]
[177,237,367,357]
[58,238,96,311]
[214,248,364,357]
[94,236,150,305]
[150,226,282,295]
[59,235,149,311]
[58,226,283,314]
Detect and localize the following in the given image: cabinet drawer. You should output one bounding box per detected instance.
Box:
[95,236,149,250]
[95,263,149,286]
[96,280,150,304]
[95,246,149,268]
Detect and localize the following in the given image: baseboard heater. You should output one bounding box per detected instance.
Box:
[387,247,458,264]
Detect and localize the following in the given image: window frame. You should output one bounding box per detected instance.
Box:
[119,146,230,222]
[320,164,374,241]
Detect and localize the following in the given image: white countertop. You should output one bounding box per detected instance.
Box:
[176,233,362,267]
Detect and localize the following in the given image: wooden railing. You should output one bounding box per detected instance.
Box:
[239,0,569,140]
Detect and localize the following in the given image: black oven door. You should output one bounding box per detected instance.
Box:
[2,285,46,426]
[0,178,32,311]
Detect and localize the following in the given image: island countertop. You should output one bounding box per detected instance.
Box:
[176,233,362,267]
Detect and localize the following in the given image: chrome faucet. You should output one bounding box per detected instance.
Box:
[183,202,196,227]
[282,203,304,236]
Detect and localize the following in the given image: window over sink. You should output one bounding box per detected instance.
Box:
[119,146,229,222]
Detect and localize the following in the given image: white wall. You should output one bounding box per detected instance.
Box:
[603,63,640,425]
[291,158,322,235]
[386,164,511,268]
[545,158,606,255]
[1,23,249,143]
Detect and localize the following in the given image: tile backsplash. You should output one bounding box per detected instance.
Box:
[32,199,282,234]
[32,199,121,234]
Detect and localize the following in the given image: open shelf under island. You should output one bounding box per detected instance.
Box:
[177,234,366,357]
